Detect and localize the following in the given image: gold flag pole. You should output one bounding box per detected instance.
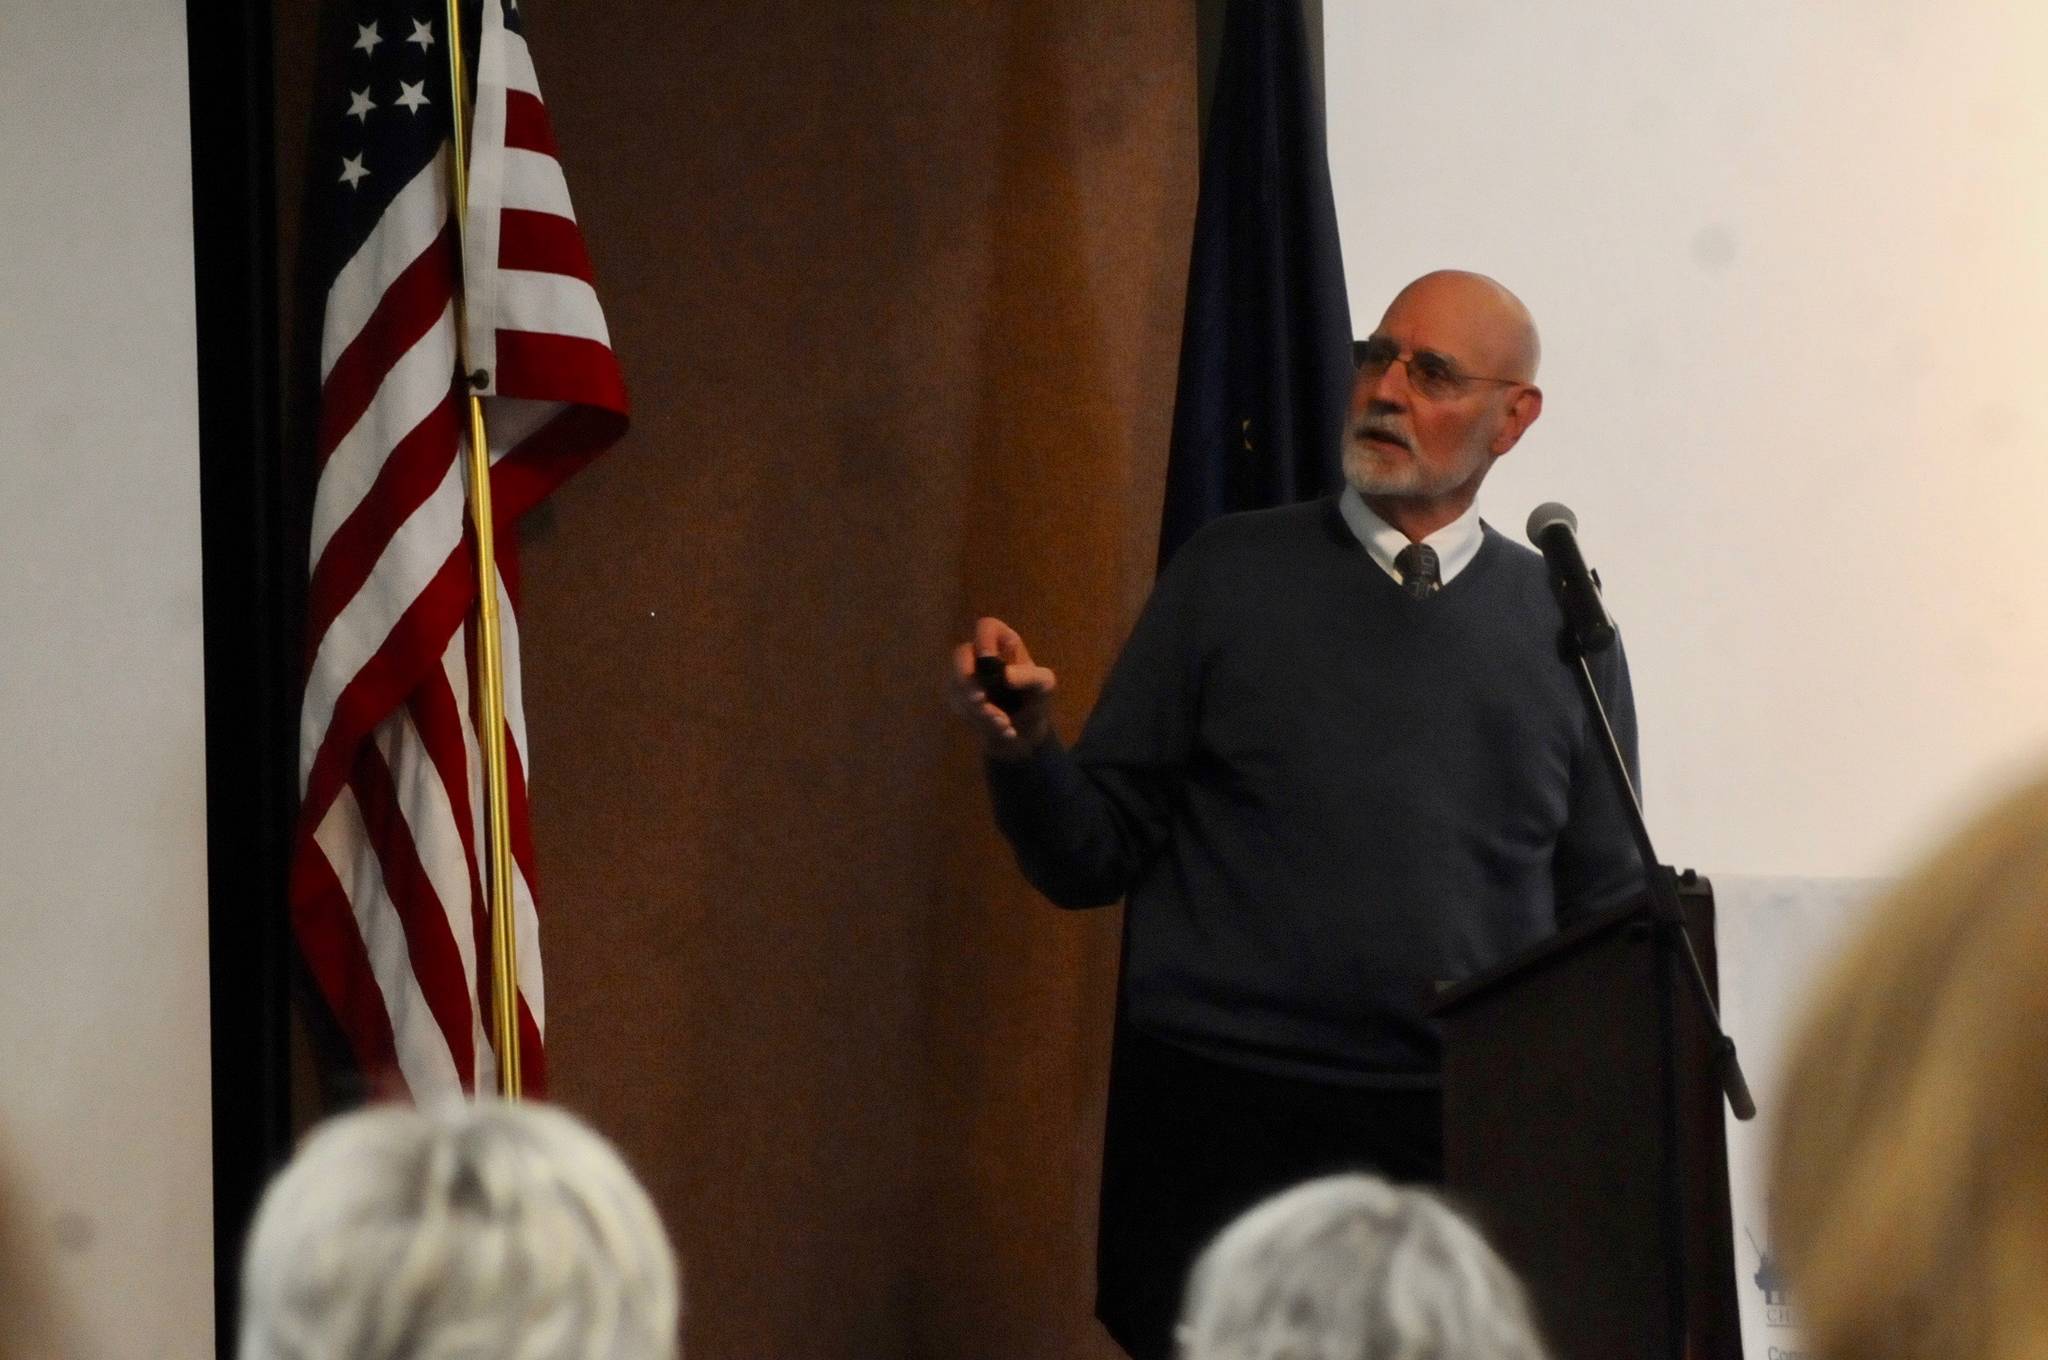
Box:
[444,0,523,1099]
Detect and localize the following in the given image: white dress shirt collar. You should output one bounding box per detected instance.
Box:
[1337,486,1485,586]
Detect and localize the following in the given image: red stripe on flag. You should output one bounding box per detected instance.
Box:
[349,741,478,1088]
[499,208,594,283]
[504,734,540,894]
[504,89,559,159]
[305,392,463,654]
[406,659,491,1023]
[290,844,408,1096]
[517,992,548,1096]
[494,525,525,604]
[317,232,457,464]
[489,402,625,526]
[406,663,486,907]
[301,547,475,830]
[494,330,628,413]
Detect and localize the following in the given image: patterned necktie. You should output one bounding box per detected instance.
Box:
[1394,543,1441,600]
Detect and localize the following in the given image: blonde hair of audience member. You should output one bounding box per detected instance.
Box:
[1769,772,2048,1360]
[1177,1174,1550,1360]
[1,1142,66,1360]
[239,1100,680,1360]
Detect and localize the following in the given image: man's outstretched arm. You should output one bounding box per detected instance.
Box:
[948,597,1192,907]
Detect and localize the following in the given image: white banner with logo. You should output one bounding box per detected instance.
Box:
[1713,876,1885,1360]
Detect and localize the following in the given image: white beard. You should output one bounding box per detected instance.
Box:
[1342,440,1425,496]
[1341,435,1487,500]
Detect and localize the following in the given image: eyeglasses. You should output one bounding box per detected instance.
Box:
[1353,336,1526,401]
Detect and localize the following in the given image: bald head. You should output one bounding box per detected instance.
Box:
[1382,270,1541,383]
[1343,270,1546,535]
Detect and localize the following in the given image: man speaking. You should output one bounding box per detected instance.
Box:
[947,270,1642,1360]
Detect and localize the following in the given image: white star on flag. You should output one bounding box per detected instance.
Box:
[347,88,376,122]
[353,21,380,54]
[339,154,369,188]
[408,18,435,49]
[395,80,429,113]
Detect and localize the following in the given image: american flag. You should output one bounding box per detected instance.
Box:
[293,0,625,1099]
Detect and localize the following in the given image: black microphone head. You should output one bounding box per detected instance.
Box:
[1526,501,1578,544]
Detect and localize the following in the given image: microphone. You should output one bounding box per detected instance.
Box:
[1525,502,1617,654]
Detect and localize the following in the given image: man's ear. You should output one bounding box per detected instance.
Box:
[1491,385,1543,456]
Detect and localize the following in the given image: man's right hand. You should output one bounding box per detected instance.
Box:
[947,617,1057,760]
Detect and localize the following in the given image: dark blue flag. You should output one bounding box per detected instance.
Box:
[1157,0,1354,571]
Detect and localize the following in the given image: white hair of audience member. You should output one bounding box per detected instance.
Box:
[1177,1174,1549,1360]
[238,1099,680,1360]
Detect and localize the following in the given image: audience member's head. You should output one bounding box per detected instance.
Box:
[1176,1174,1549,1360]
[239,1100,680,1360]
[0,1136,65,1360]
[1769,772,2048,1360]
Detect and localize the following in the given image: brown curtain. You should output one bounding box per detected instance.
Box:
[275,3,1196,1357]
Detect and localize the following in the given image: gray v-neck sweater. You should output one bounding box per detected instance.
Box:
[987,497,1642,1085]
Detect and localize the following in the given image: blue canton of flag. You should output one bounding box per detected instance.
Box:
[324,6,467,272]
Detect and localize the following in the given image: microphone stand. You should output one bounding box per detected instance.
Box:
[1562,632,1757,1122]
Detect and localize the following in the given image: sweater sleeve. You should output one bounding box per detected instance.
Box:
[983,540,1205,908]
[1552,632,1645,921]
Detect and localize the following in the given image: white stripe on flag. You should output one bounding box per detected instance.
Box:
[484,396,559,463]
[514,856,545,1032]
[300,457,469,787]
[310,305,458,564]
[438,635,499,1092]
[501,147,576,219]
[496,270,612,346]
[322,153,449,377]
[503,28,541,97]
[461,0,510,390]
[496,576,545,1030]
[313,787,465,1096]
[376,703,482,1022]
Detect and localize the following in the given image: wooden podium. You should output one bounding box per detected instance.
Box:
[1428,874,1741,1360]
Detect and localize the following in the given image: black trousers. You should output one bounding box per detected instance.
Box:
[1093,1028,1445,1360]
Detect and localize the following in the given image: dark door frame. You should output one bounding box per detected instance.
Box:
[187,0,296,1353]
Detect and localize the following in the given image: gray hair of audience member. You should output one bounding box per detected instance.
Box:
[238,1099,680,1360]
[1177,1174,1550,1360]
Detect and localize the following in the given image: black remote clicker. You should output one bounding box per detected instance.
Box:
[974,654,1027,715]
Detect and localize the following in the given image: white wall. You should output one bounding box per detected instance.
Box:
[1325,1,2048,880]
[0,1,215,1355]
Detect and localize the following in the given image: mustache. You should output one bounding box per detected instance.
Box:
[1353,423,1412,452]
